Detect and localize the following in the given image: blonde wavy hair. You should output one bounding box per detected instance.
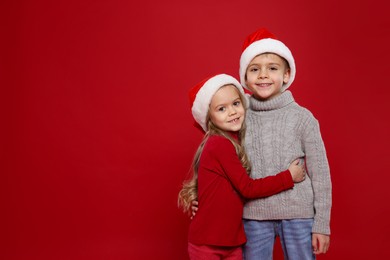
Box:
[178,86,251,214]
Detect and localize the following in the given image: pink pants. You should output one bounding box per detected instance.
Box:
[188,242,243,260]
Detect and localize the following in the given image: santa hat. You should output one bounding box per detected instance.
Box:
[239,28,296,92]
[189,74,246,132]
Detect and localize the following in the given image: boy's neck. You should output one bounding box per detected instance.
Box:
[253,91,282,101]
[249,91,294,112]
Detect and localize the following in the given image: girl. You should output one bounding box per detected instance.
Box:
[178,74,306,260]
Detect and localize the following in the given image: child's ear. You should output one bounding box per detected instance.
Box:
[283,69,291,84]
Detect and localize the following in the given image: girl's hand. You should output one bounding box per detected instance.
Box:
[190,200,198,219]
[289,159,306,183]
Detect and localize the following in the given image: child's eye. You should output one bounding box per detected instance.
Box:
[233,101,241,106]
[218,107,226,112]
[250,68,258,72]
[270,67,278,71]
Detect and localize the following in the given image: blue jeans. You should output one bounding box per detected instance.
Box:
[243,219,315,260]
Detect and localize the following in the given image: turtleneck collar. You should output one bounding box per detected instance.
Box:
[249,90,295,111]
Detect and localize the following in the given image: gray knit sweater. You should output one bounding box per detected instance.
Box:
[243,90,332,235]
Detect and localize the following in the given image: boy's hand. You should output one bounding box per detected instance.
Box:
[312,233,330,254]
[190,200,198,219]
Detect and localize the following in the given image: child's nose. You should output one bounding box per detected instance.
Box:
[258,70,268,78]
[229,106,237,115]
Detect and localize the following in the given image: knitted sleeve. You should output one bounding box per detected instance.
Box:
[302,116,332,235]
[210,136,294,199]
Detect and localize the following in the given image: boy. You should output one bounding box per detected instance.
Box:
[240,28,332,259]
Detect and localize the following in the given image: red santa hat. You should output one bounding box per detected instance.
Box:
[239,28,296,92]
[189,74,246,132]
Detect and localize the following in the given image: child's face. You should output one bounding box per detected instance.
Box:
[209,85,245,132]
[245,53,290,100]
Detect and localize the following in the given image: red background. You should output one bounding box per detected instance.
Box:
[1,0,389,259]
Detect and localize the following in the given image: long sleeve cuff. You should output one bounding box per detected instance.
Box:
[281,170,294,189]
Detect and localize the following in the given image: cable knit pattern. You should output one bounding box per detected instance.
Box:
[243,90,332,235]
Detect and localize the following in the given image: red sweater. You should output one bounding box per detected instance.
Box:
[188,134,294,247]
